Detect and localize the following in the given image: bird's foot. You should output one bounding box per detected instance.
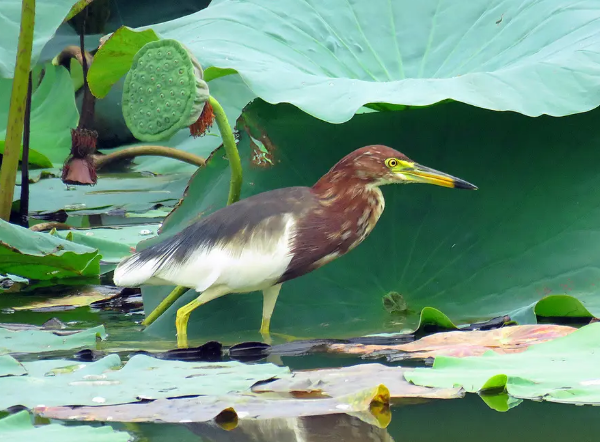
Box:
[175,311,191,349]
[176,331,189,349]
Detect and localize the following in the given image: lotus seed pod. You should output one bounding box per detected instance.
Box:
[122,39,210,141]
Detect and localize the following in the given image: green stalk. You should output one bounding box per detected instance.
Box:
[0,0,35,221]
[210,95,242,205]
[141,95,242,327]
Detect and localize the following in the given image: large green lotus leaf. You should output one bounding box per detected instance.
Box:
[0,219,100,281]
[0,354,289,410]
[141,99,600,342]
[107,74,256,174]
[0,410,132,442]
[143,0,600,123]
[20,173,190,216]
[0,0,83,78]
[54,225,159,264]
[405,323,600,405]
[0,64,79,167]
[0,325,106,355]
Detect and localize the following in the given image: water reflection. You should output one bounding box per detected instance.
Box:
[127,394,600,442]
[187,413,393,442]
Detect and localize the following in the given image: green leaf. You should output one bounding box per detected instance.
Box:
[143,0,600,123]
[0,325,106,355]
[63,0,95,22]
[0,354,289,409]
[0,64,79,167]
[88,26,160,99]
[405,323,600,406]
[534,295,595,318]
[0,219,100,281]
[0,0,84,79]
[0,410,132,442]
[53,224,159,264]
[141,99,600,340]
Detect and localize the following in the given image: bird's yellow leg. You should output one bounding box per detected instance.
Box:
[260,284,282,340]
[175,286,230,348]
[175,298,202,348]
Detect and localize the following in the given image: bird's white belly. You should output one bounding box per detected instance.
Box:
[156,215,295,293]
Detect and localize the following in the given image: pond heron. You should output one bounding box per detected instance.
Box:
[114,145,477,346]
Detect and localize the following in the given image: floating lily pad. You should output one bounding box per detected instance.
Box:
[23,174,190,216]
[0,219,100,281]
[0,410,132,442]
[53,225,159,264]
[0,325,106,355]
[36,384,391,427]
[0,354,289,410]
[0,355,26,376]
[145,0,600,122]
[252,363,462,401]
[405,323,600,405]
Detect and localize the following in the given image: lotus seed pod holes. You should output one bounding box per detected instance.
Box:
[122,39,210,142]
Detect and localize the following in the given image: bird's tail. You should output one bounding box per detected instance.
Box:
[113,252,161,287]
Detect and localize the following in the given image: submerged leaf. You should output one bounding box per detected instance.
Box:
[0,325,106,355]
[11,286,121,311]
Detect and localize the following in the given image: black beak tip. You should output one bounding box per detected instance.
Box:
[455,180,478,190]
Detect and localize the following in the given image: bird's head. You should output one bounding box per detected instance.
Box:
[327,145,477,190]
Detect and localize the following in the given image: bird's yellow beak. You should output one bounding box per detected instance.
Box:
[395,161,477,190]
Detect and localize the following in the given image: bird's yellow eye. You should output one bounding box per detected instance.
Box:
[385,158,399,168]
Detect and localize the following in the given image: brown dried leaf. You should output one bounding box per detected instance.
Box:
[328,325,576,359]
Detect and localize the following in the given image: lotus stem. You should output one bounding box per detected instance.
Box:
[141,285,188,326]
[141,95,242,328]
[0,0,35,221]
[94,146,206,170]
[209,95,242,205]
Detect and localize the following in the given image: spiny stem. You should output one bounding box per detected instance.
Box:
[210,95,242,205]
[141,285,188,326]
[18,73,33,228]
[0,0,35,221]
[141,95,243,328]
[94,145,206,170]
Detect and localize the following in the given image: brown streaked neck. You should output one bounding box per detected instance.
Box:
[312,167,380,201]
